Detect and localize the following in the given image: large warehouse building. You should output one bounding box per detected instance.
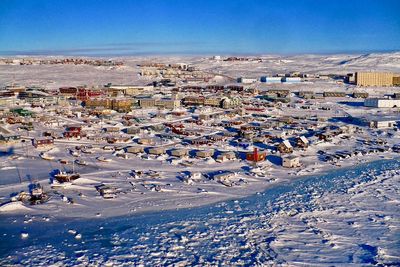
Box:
[356,72,394,87]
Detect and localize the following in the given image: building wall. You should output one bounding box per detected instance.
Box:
[356,72,394,86]
[394,76,400,86]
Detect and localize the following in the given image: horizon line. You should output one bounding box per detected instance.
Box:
[0,48,399,58]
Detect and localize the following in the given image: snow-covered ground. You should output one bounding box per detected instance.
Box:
[0,52,400,265]
[0,158,399,266]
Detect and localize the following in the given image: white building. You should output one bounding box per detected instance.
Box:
[369,119,397,129]
[238,77,257,84]
[261,77,282,83]
[281,155,300,168]
[364,98,400,108]
[282,77,302,83]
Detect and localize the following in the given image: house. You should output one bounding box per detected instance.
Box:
[148,147,166,155]
[296,136,309,148]
[32,137,54,148]
[191,138,209,145]
[213,171,235,186]
[137,138,155,145]
[208,134,225,142]
[126,127,140,135]
[107,136,130,143]
[170,148,188,157]
[0,127,21,144]
[317,132,333,142]
[63,124,83,138]
[216,151,236,162]
[96,184,117,199]
[369,119,397,129]
[196,149,214,158]
[11,108,34,117]
[246,148,266,162]
[281,155,300,168]
[0,133,21,144]
[277,140,293,154]
[104,126,120,133]
[125,146,144,154]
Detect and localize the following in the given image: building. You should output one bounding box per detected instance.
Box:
[261,77,282,83]
[170,148,188,157]
[104,84,153,96]
[323,92,347,97]
[84,98,133,112]
[352,92,369,98]
[126,127,140,135]
[277,140,293,154]
[138,98,156,108]
[356,72,394,87]
[138,98,180,109]
[246,148,266,162]
[213,171,235,182]
[296,136,309,148]
[237,77,257,84]
[11,108,34,117]
[63,124,83,138]
[59,87,78,97]
[364,98,400,108]
[125,146,144,154]
[32,137,54,148]
[137,138,155,145]
[196,150,214,158]
[282,77,302,83]
[0,133,21,144]
[216,151,236,162]
[148,147,166,155]
[394,76,400,86]
[281,155,300,168]
[104,126,120,133]
[369,119,397,129]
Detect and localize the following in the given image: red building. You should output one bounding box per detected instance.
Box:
[246,148,266,162]
[63,125,84,138]
[76,87,104,101]
[32,137,54,148]
[59,87,78,96]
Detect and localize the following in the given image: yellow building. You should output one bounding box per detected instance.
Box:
[393,76,400,86]
[356,72,394,87]
[139,98,180,109]
[84,98,132,112]
[204,98,221,107]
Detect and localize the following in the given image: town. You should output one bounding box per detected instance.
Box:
[0,54,400,218]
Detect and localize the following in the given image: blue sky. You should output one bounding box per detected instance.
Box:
[0,0,399,55]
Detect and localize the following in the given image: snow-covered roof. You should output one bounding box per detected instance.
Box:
[282,140,292,148]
